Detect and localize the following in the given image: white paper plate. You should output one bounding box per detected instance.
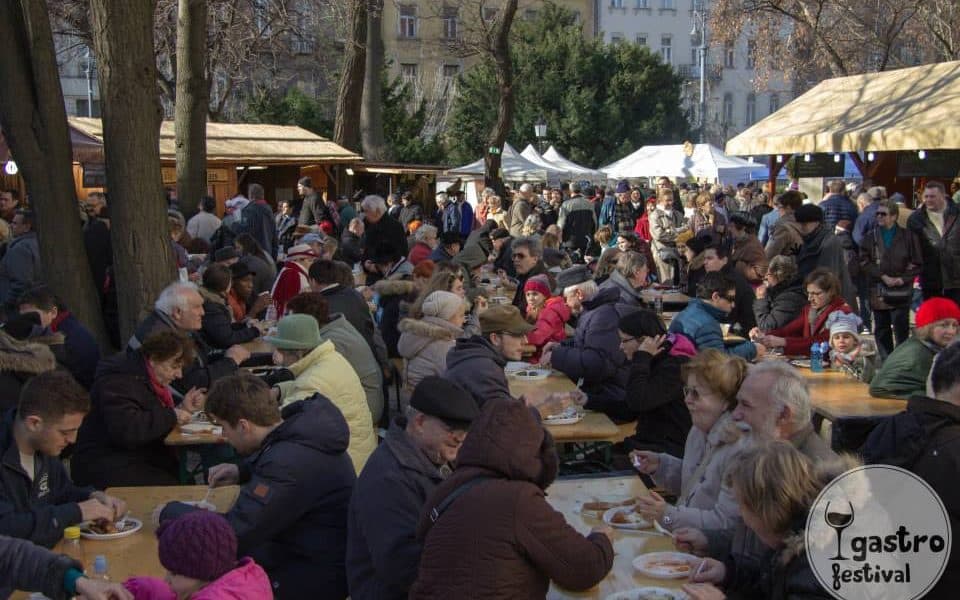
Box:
[80,517,143,540]
[605,587,689,600]
[579,497,635,519]
[504,361,530,374]
[790,359,811,368]
[543,413,584,426]
[632,552,698,579]
[508,368,551,381]
[603,506,652,530]
[180,423,222,435]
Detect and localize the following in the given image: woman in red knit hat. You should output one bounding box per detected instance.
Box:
[523,274,571,362]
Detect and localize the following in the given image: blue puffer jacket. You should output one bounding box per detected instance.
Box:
[551,286,638,421]
[668,299,757,360]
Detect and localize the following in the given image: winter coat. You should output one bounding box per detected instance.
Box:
[512,261,550,316]
[362,214,408,264]
[525,297,570,361]
[234,201,278,259]
[869,336,939,399]
[507,199,533,237]
[907,200,960,293]
[598,269,646,309]
[271,261,311,317]
[753,277,807,331]
[551,286,637,421]
[373,273,418,358]
[668,298,758,360]
[765,213,803,260]
[444,335,514,409]
[0,410,94,548]
[407,241,432,266]
[397,316,460,400]
[277,340,375,473]
[819,193,859,228]
[84,217,112,295]
[299,192,332,228]
[347,425,450,600]
[318,314,384,424]
[557,196,597,252]
[796,225,858,309]
[340,230,365,266]
[409,401,614,599]
[858,224,922,310]
[0,232,41,308]
[199,287,260,349]
[51,313,100,389]
[724,533,832,600]
[186,210,222,242]
[318,284,378,357]
[0,534,85,600]
[622,335,694,459]
[650,207,686,248]
[427,245,456,263]
[161,398,355,600]
[128,310,239,395]
[124,558,273,600]
[0,330,59,412]
[722,263,758,333]
[71,352,180,489]
[652,411,746,532]
[732,234,768,283]
[766,296,852,356]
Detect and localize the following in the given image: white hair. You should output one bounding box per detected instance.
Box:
[747,361,811,429]
[361,195,387,215]
[415,224,438,242]
[155,282,199,316]
[519,183,533,193]
[564,279,598,299]
[481,187,496,198]
[435,192,448,205]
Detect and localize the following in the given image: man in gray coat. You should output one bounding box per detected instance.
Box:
[0,209,41,310]
[793,203,858,310]
[346,377,477,600]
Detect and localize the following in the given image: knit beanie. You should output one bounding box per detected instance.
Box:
[615,180,630,194]
[157,510,237,582]
[827,311,862,342]
[421,290,463,321]
[916,297,960,329]
[523,274,552,298]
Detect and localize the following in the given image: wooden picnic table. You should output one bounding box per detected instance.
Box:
[546,476,686,599]
[241,338,274,355]
[803,368,905,430]
[164,424,225,446]
[12,486,241,598]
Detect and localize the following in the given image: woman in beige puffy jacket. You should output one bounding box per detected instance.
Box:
[396,290,465,408]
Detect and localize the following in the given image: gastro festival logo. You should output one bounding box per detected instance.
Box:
[806,465,951,600]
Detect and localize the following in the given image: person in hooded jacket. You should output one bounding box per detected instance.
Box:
[160,374,355,600]
[752,256,807,331]
[0,326,59,412]
[369,243,418,358]
[409,400,615,599]
[72,330,205,489]
[617,311,694,459]
[397,291,464,407]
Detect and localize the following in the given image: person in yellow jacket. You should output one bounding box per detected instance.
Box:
[265,313,376,472]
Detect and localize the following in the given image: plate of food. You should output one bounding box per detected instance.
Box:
[245,365,282,377]
[632,552,698,579]
[605,587,689,600]
[180,423,222,435]
[509,368,551,381]
[790,359,811,368]
[80,517,143,540]
[603,506,652,530]
[504,361,531,374]
[580,496,635,519]
[543,405,583,425]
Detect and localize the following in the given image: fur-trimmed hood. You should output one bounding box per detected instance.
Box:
[373,277,419,298]
[397,316,461,359]
[0,330,60,375]
[198,285,227,306]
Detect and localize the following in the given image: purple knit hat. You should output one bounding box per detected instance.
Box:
[157,510,237,581]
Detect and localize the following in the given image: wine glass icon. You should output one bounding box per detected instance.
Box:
[825,500,855,560]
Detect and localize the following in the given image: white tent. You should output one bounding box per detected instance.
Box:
[447,142,568,182]
[600,143,768,183]
[520,144,571,185]
[542,145,606,183]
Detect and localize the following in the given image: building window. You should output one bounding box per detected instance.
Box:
[400,63,418,86]
[661,0,675,8]
[745,93,756,125]
[747,39,756,69]
[399,5,417,38]
[722,93,734,125]
[611,0,624,8]
[75,98,101,117]
[636,34,647,46]
[769,93,780,114]
[724,42,735,68]
[441,6,458,39]
[660,35,672,63]
[636,0,649,7]
[611,33,624,44]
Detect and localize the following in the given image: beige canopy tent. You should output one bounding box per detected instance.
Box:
[725,60,960,156]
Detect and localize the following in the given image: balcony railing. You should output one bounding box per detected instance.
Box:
[677,63,721,81]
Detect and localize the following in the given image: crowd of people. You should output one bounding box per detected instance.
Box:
[1,175,960,599]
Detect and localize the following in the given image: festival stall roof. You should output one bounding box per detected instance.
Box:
[601,143,767,182]
[725,60,960,157]
[520,144,572,181]
[68,117,362,164]
[446,142,568,182]
[542,145,606,182]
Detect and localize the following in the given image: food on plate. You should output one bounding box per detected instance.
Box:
[611,510,648,525]
[583,499,633,512]
[645,559,691,574]
[545,405,580,421]
[84,518,135,535]
[636,590,682,600]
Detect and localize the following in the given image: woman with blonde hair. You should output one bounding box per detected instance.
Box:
[631,349,749,533]
[692,192,727,238]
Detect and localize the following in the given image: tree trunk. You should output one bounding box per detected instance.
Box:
[0,0,109,346]
[483,0,519,194]
[175,0,209,219]
[334,0,367,152]
[90,0,176,341]
[360,0,386,160]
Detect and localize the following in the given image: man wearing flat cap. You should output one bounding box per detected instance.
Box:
[346,376,478,600]
[794,203,858,308]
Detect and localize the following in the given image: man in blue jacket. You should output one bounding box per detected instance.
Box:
[346,376,478,600]
[0,370,125,548]
[668,272,764,360]
[162,373,355,600]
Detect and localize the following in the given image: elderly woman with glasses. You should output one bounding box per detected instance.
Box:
[750,267,852,356]
[752,255,807,331]
[629,349,749,534]
[857,198,922,359]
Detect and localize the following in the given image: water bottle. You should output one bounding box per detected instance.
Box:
[62,526,85,569]
[264,303,278,323]
[90,555,110,581]
[820,341,832,369]
[654,292,664,315]
[810,343,823,372]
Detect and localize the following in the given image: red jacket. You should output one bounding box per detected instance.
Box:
[525,297,570,361]
[768,296,852,356]
[634,214,652,242]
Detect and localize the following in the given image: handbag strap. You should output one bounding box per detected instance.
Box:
[428,476,494,523]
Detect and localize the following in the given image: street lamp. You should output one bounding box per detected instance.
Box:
[534,115,547,153]
[691,0,707,143]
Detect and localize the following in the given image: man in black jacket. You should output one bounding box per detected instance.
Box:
[234,183,278,259]
[360,195,407,284]
[161,374,356,600]
[0,370,125,548]
[907,181,960,304]
[346,377,478,600]
[297,176,331,227]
